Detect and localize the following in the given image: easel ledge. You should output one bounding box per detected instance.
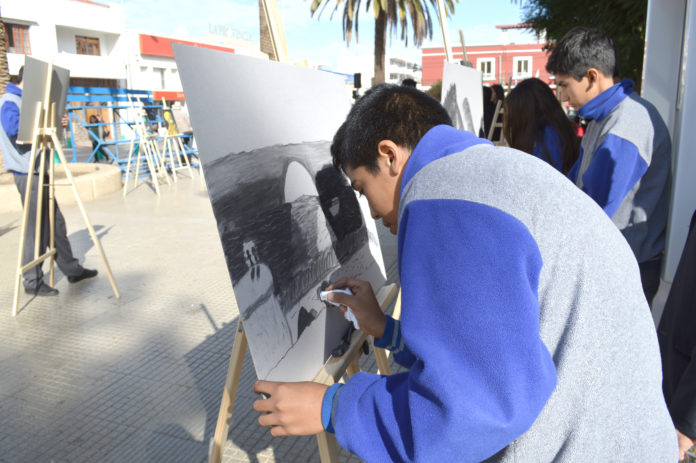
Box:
[209,282,399,463]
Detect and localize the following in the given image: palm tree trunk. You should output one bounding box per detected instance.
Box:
[372,8,387,85]
[0,15,9,171]
[0,18,8,94]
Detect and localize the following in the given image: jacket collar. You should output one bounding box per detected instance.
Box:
[578,79,633,121]
[400,125,491,196]
[5,82,22,97]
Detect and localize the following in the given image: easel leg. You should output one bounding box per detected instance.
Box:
[49,144,56,287]
[151,138,172,186]
[316,431,340,462]
[12,104,43,316]
[122,136,136,197]
[34,140,47,261]
[373,345,391,376]
[346,355,361,377]
[134,139,143,189]
[177,136,194,177]
[209,319,249,463]
[141,139,161,195]
[52,135,120,299]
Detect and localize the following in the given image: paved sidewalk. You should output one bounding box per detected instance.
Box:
[0,172,399,463]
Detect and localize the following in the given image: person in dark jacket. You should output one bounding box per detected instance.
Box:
[659,210,696,461]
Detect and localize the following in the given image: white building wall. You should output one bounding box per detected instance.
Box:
[1,0,127,80]
[123,32,182,92]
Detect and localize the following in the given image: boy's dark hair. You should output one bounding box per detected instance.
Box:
[16,66,24,84]
[546,27,617,81]
[331,84,452,173]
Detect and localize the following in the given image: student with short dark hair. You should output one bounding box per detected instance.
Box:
[252,84,676,461]
[503,78,579,174]
[546,27,672,304]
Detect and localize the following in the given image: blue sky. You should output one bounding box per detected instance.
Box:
[121,0,535,66]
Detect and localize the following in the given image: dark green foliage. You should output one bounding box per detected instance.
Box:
[521,0,648,88]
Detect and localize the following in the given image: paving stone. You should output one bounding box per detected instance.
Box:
[0,173,400,462]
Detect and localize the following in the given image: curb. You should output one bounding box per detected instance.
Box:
[0,163,123,214]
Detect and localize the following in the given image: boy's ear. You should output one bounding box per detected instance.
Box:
[585,68,598,88]
[377,140,408,175]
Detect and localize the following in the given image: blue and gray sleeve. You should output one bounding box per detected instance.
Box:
[372,316,416,367]
[580,134,647,218]
[326,199,557,461]
[1,100,20,137]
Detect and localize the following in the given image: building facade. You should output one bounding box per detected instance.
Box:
[335,53,422,89]
[422,43,553,89]
[2,0,128,87]
[1,0,264,98]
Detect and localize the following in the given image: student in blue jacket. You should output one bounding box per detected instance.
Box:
[503,77,579,174]
[252,84,676,462]
[546,27,672,305]
[0,66,97,296]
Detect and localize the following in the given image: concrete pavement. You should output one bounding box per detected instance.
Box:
[0,171,399,463]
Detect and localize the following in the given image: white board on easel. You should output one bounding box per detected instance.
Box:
[441,62,484,135]
[173,44,387,382]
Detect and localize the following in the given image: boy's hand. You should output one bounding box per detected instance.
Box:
[327,277,386,339]
[253,381,327,436]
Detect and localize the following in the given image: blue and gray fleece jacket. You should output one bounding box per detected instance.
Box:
[0,82,32,174]
[322,125,676,462]
[569,79,671,263]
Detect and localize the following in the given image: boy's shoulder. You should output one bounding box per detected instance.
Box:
[591,94,659,145]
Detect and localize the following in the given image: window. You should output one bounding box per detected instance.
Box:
[477,58,495,81]
[76,35,101,56]
[513,57,532,79]
[4,23,31,54]
[154,67,166,89]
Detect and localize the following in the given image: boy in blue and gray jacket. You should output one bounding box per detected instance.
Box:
[252,84,676,461]
[0,66,97,295]
[546,27,672,304]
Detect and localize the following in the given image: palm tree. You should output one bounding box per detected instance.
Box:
[311,0,457,85]
[0,13,8,94]
[0,10,9,171]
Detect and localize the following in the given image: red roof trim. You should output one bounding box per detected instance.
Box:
[71,0,109,8]
[139,34,235,58]
[153,91,186,101]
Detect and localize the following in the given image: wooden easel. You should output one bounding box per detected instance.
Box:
[488,100,504,145]
[208,283,398,463]
[122,96,171,196]
[11,61,120,316]
[435,0,453,64]
[157,97,194,182]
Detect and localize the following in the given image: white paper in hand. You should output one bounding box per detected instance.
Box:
[319,289,360,330]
